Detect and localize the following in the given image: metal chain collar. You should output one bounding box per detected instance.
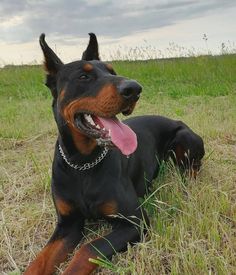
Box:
[58,144,109,171]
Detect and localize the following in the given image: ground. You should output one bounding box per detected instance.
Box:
[0,55,236,274]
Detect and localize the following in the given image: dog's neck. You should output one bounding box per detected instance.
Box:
[57,133,108,170]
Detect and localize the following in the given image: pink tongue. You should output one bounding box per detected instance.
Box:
[97,117,137,155]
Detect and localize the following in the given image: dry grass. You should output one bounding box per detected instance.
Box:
[0,56,236,274]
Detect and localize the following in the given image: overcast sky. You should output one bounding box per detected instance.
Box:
[0,0,235,65]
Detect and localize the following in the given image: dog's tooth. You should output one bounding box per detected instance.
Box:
[89,118,95,125]
[96,124,101,129]
[85,114,96,126]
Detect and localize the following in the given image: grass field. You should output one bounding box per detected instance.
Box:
[0,54,236,274]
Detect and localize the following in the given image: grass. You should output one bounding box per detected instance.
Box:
[0,54,236,274]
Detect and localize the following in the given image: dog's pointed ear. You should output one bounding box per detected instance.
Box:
[82,33,100,61]
[39,33,63,75]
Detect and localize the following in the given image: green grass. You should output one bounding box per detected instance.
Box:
[0,54,236,274]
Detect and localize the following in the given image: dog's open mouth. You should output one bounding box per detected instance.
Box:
[74,113,137,155]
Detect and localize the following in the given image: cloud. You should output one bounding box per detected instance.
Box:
[0,0,235,44]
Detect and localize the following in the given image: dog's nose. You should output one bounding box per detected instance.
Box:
[118,80,142,102]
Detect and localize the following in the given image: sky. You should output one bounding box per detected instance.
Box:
[0,0,235,65]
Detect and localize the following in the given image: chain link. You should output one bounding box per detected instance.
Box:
[58,144,108,171]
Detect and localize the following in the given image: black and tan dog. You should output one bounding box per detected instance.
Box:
[25,33,204,275]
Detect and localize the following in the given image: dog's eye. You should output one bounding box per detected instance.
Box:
[79,74,89,80]
[110,69,116,75]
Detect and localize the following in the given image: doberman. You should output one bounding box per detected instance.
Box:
[24,33,204,275]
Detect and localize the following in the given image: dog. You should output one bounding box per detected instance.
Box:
[24,33,204,275]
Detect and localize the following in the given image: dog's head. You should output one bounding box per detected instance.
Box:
[39,33,142,155]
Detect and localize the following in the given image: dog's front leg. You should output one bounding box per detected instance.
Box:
[62,209,149,275]
[24,216,85,275]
